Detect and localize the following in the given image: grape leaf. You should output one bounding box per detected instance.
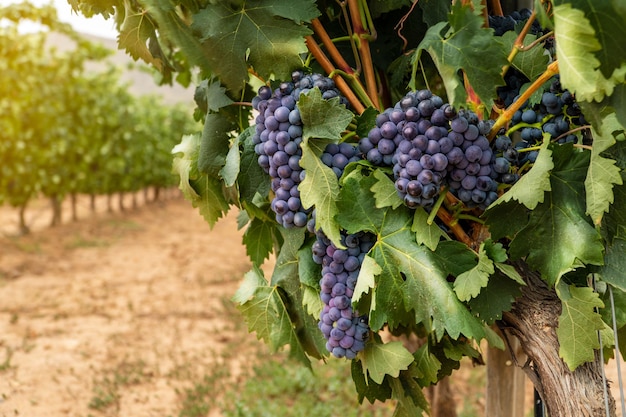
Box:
[491,137,553,210]
[453,243,494,302]
[189,173,231,228]
[336,170,486,340]
[585,113,624,225]
[337,169,386,235]
[238,133,270,205]
[389,370,429,416]
[553,3,626,103]
[371,168,403,209]
[195,79,234,113]
[234,266,318,367]
[198,113,233,175]
[353,255,380,306]
[243,217,277,265]
[221,127,250,187]
[299,88,354,141]
[117,5,162,69]
[599,236,626,292]
[360,341,415,384]
[351,360,393,404]
[503,32,550,81]
[509,145,605,286]
[191,1,315,91]
[414,1,507,109]
[468,269,523,325]
[556,284,605,370]
[356,107,379,138]
[172,133,201,201]
[600,285,626,331]
[418,0,451,26]
[413,344,442,386]
[411,208,445,251]
[553,0,626,80]
[299,137,342,247]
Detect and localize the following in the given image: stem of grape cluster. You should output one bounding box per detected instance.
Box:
[436,207,475,248]
[305,36,366,114]
[348,0,379,109]
[489,60,559,140]
[311,19,354,75]
[501,10,538,77]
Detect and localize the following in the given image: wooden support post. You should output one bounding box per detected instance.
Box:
[486,337,527,417]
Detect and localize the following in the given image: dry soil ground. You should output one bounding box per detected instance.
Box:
[0,192,623,417]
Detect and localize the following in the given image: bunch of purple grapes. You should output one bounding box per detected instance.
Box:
[312,230,374,359]
[321,142,361,179]
[359,90,498,210]
[251,71,346,228]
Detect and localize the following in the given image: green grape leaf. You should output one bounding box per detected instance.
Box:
[371,169,403,209]
[390,369,429,416]
[238,133,270,205]
[356,106,379,138]
[299,88,354,141]
[191,1,316,91]
[353,255,380,312]
[196,79,234,113]
[299,137,342,247]
[243,217,277,265]
[509,145,605,286]
[336,170,485,340]
[585,113,624,225]
[189,173,231,228]
[599,236,626,292]
[414,344,442,386]
[556,284,605,370]
[414,2,507,109]
[453,243,494,302]
[504,32,550,81]
[337,169,385,234]
[553,0,626,80]
[117,6,162,69]
[221,127,250,187]
[234,266,318,367]
[298,242,321,288]
[491,138,553,210]
[553,3,626,103]
[172,133,201,200]
[351,360,393,404]
[360,341,415,384]
[468,269,523,325]
[369,0,412,17]
[483,198,530,240]
[418,0,451,26]
[411,208,445,251]
[600,285,626,331]
[198,113,233,175]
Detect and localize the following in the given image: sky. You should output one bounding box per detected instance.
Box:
[4,0,119,39]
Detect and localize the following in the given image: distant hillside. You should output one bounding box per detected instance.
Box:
[47,30,194,107]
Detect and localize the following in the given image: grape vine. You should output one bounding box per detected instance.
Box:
[65,0,626,415]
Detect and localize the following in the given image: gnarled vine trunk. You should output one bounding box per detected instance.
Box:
[501,261,616,417]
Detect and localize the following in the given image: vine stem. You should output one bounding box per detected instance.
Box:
[489,60,559,140]
[436,206,475,248]
[310,19,354,75]
[501,9,538,77]
[348,0,379,109]
[305,35,366,114]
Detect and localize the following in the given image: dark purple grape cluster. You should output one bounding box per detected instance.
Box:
[251,71,346,228]
[445,110,499,209]
[488,8,544,36]
[321,142,361,179]
[312,230,375,359]
[359,90,498,210]
[512,76,586,147]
